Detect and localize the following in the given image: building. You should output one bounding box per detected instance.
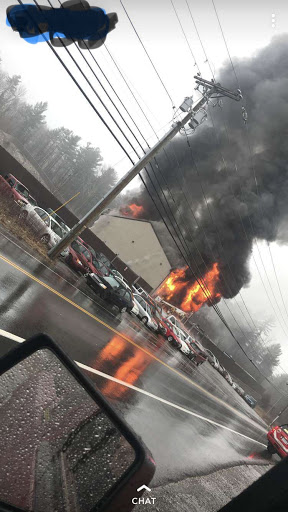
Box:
[91,214,171,289]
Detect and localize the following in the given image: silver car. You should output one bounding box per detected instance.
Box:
[20,204,69,256]
[133,294,158,331]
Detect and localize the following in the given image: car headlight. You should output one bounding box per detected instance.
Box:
[17,199,25,206]
[76,259,83,265]
[99,283,107,289]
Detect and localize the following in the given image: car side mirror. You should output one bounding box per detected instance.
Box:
[0,334,155,512]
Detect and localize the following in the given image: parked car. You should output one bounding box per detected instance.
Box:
[205,349,220,370]
[28,194,37,206]
[67,240,111,277]
[217,364,225,376]
[267,424,288,457]
[65,245,85,274]
[185,338,208,366]
[46,208,70,233]
[223,369,234,385]
[161,318,182,349]
[133,294,158,332]
[174,328,191,356]
[138,297,166,336]
[4,173,29,206]
[86,273,133,312]
[19,204,68,255]
[129,297,139,316]
[132,285,149,298]
[235,385,245,397]
[244,394,257,408]
[113,273,131,290]
[166,314,184,332]
[152,308,167,336]
[112,270,129,287]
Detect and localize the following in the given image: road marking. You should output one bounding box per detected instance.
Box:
[0,252,267,431]
[0,228,161,342]
[0,328,267,445]
[0,228,117,319]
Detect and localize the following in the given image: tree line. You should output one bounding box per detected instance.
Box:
[0,59,117,217]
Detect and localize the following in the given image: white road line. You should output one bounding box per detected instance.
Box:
[0,328,267,446]
[0,329,25,343]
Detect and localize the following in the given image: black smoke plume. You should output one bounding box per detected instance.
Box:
[119,35,288,301]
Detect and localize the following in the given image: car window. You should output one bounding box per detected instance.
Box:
[51,219,63,237]
[35,208,50,226]
[92,259,101,269]
[8,178,15,186]
[15,183,29,198]
[82,249,91,261]
[125,291,131,301]
[71,241,81,253]
[103,276,120,289]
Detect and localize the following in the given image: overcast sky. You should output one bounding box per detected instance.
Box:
[2,0,288,372]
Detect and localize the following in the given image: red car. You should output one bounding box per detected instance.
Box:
[161,318,182,348]
[185,337,208,366]
[3,173,30,206]
[65,245,85,274]
[66,240,111,276]
[267,424,288,458]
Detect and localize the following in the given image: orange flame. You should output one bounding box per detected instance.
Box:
[120,203,144,218]
[157,263,221,312]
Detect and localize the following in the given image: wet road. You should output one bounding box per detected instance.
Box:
[0,229,272,487]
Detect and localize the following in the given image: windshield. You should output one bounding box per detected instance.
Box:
[15,183,29,198]
[102,276,121,289]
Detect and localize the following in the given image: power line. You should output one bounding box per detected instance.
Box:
[165,3,288,378]
[185,0,215,79]
[208,2,288,335]
[25,0,283,385]
[211,0,240,88]
[170,0,200,74]
[267,242,288,322]
[119,0,176,110]
[101,4,284,379]
[104,44,164,139]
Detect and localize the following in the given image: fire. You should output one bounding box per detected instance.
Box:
[120,203,144,218]
[157,263,221,312]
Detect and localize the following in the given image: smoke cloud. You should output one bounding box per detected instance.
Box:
[119,35,288,301]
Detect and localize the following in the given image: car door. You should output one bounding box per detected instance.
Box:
[70,242,90,270]
[134,295,145,317]
[113,287,126,307]
[33,207,51,236]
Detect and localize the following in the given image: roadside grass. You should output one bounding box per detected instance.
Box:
[0,193,52,263]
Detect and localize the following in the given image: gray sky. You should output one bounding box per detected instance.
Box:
[2,0,288,371]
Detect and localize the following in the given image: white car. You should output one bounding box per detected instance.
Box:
[19,204,69,256]
[130,298,139,316]
[112,270,130,286]
[205,349,221,370]
[132,285,149,298]
[133,294,158,331]
[174,328,191,356]
[113,273,131,291]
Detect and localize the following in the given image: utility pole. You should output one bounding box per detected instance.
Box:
[48,77,242,259]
